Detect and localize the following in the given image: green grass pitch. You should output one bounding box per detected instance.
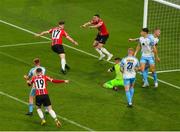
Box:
[0,0,180,131]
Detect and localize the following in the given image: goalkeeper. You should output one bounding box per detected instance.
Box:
[103,57,124,90]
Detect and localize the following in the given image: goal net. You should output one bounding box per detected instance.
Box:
[143,0,180,72]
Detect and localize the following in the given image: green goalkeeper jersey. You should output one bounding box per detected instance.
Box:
[114,64,123,80]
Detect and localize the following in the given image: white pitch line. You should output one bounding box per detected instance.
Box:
[156,69,180,74]
[0,41,50,48]
[0,19,179,89]
[0,91,94,131]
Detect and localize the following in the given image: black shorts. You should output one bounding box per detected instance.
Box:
[95,34,109,44]
[36,94,51,107]
[51,44,65,54]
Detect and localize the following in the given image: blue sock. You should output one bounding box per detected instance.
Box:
[142,70,148,84]
[152,72,158,83]
[29,104,33,113]
[125,90,132,104]
[130,88,134,100]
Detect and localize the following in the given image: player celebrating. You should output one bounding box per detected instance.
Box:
[35,21,78,74]
[120,48,139,107]
[24,58,46,116]
[103,58,124,91]
[129,28,160,87]
[81,14,113,61]
[27,68,69,127]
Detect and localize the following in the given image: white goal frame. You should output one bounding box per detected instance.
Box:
[143,0,180,74]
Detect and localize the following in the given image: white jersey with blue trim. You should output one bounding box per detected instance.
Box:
[139,35,155,57]
[28,66,46,78]
[148,34,159,45]
[120,56,139,79]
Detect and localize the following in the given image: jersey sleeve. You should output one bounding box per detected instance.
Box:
[45,75,52,82]
[120,59,125,67]
[31,76,35,84]
[62,30,68,37]
[135,59,140,67]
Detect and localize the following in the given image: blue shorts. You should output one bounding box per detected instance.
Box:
[140,56,155,65]
[123,78,136,86]
[29,88,36,96]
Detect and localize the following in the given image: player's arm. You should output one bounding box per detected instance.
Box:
[26,78,34,86]
[80,21,92,28]
[153,45,160,62]
[128,38,139,42]
[65,35,78,45]
[46,76,69,83]
[134,44,141,56]
[89,22,103,29]
[35,30,49,37]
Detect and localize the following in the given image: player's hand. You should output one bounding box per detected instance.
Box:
[74,41,78,45]
[35,33,41,37]
[24,75,28,80]
[64,80,69,83]
[80,25,86,28]
[26,80,31,86]
[107,68,112,72]
[128,38,133,42]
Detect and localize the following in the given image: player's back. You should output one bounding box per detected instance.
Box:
[48,27,68,45]
[121,56,139,79]
[32,75,49,96]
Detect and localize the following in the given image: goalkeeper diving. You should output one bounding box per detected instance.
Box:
[103,58,124,90]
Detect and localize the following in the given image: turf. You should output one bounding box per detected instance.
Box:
[0,0,180,131]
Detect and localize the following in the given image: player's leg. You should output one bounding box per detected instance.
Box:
[124,79,132,107]
[97,43,113,61]
[140,57,149,87]
[26,88,35,116]
[150,57,158,87]
[129,78,135,102]
[103,79,116,89]
[150,63,158,88]
[35,96,46,125]
[44,95,61,127]
[93,40,105,60]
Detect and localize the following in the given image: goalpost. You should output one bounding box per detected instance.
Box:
[143,0,180,73]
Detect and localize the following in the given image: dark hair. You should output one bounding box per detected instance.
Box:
[142,28,149,33]
[114,57,121,61]
[36,68,42,73]
[59,20,65,25]
[33,58,40,64]
[94,14,100,18]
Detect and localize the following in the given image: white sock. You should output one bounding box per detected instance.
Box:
[61,58,66,70]
[101,47,111,56]
[95,48,104,56]
[37,108,44,119]
[49,109,57,119]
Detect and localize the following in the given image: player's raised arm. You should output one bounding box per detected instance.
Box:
[128,38,139,42]
[89,21,103,29]
[80,21,92,28]
[35,30,49,37]
[65,35,78,45]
